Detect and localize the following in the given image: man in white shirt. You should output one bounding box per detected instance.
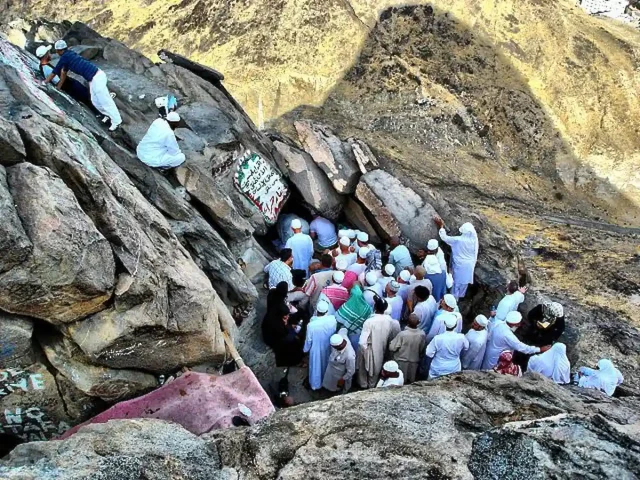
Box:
[333,236,357,268]
[285,219,314,278]
[363,272,383,308]
[376,361,404,388]
[461,315,489,370]
[378,264,396,292]
[425,313,469,379]
[413,286,437,333]
[309,215,338,252]
[482,311,549,370]
[347,247,369,277]
[137,112,186,169]
[494,281,527,322]
[388,236,413,276]
[385,280,404,321]
[420,239,448,273]
[397,270,412,304]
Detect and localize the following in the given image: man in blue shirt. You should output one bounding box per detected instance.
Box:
[44,40,122,131]
[36,45,92,108]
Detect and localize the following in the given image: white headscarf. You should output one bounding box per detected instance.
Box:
[528,343,571,384]
[578,359,624,396]
[424,255,442,275]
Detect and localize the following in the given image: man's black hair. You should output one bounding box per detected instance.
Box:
[280,248,293,262]
[415,285,430,301]
[321,253,333,268]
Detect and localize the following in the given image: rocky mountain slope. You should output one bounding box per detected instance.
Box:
[2,373,640,479]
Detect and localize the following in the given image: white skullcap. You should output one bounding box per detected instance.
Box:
[443,294,457,309]
[166,112,181,122]
[459,222,476,235]
[316,301,329,314]
[357,231,369,242]
[475,315,489,327]
[54,39,68,50]
[365,272,378,286]
[35,45,52,58]
[388,280,400,293]
[424,255,442,275]
[427,239,439,251]
[358,247,370,259]
[383,361,399,373]
[399,270,411,282]
[384,264,395,276]
[335,258,348,271]
[506,311,523,325]
[339,236,351,247]
[338,229,349,239]
[333,271,345,284]
[330,334,344,347]
[291,219,302,230]
[347,229,357,239]
[443,313,458,329]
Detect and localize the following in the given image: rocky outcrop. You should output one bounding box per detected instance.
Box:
[3,373,639,478]
[0,313,34,368]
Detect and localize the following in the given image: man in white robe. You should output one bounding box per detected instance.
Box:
[347,247,369,277]
[137,112,186,169]
[303,301,338,390]
[378,264,396,292]
[413,286,437,333]
[434,217,479,300]
[376,361,405,388]
[385,281,404,321]
[425,313,469,379]
[397,270,412,304]
[285,219,314,278]
[461,315,489,370]
[388,237,413,276]
[322,329,356,393]
[481,311,548,370]
[426,295,460,343]
[363,272,383,308]
[333,236,357,268]
[495,281,527,322]
[528,343,571,384]
[421,239,447,273]
[577,359,623,396]
[357,298,397,388]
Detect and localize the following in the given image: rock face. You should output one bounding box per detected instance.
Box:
[0,313,35,368]
[3,373,640,478]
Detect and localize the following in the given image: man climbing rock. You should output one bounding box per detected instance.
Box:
[36,45,92,107]
[136,112,186,169]
[44,40,122,131]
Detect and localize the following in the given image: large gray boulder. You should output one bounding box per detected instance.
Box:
[0,163,115,324]
[0,312,35,368]
[294,120,361,195]
[0,115,25,166]
[273,139,344,219]
[0,165,32,273]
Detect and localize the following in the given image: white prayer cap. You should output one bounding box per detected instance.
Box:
[335,258,348,271]
[166,112,181,122]
[330,334,344,347]
[443,294,457,309]
[365,272,378,286]
[443,313,458,329]
[424,255,442,275]
[506,311,523,325]
[427,239,439,251]
[384,264,395,276]
[383,361,399,373]
[291,219,302,230]
[317,301,329,314]
[348,229,357,239]
[475,315,489,327]
[333,271,345,284]
[459,222,476,235]
[338,229,348,238]
[388,280,400,293]
[358,247,370,259]
[35,45,52,58]
[399,270,411,282]
[339,236,351,247]
[54,39,68,50]
[357,231,369,243]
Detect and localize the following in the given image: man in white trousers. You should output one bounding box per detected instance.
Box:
[45,40,122,131]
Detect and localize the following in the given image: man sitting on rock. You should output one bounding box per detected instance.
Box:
[136,112,186,170]
[44,40,122,131]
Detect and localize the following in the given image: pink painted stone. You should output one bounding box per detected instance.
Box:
[59,367,274,439]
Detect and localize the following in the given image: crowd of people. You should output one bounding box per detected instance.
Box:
[262,214,624,398]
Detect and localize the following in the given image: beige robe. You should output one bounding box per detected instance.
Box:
[357,314,396,388]
[389,327,427,383]
[322,328,356,392]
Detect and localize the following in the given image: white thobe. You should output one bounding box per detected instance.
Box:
[413,297,438,333]
[438,227,478,286]
[357,314,396,388]
[495,291,525,321]
[426,309,462,344]
[322,329,356,392]
[389,245,413,275]
[481,322,541,370]
[528,343,571,384]
[422,248,448,273]
[137,118,185,168]
[577,360,623,396]
[461,329,488,370]
[303,315,337,390]
[335,252,357,268]
[286,232,314,277]
[386,295,404,321]
[376,371,405,388]
[426,331,469,379]
[398,283,411,303]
